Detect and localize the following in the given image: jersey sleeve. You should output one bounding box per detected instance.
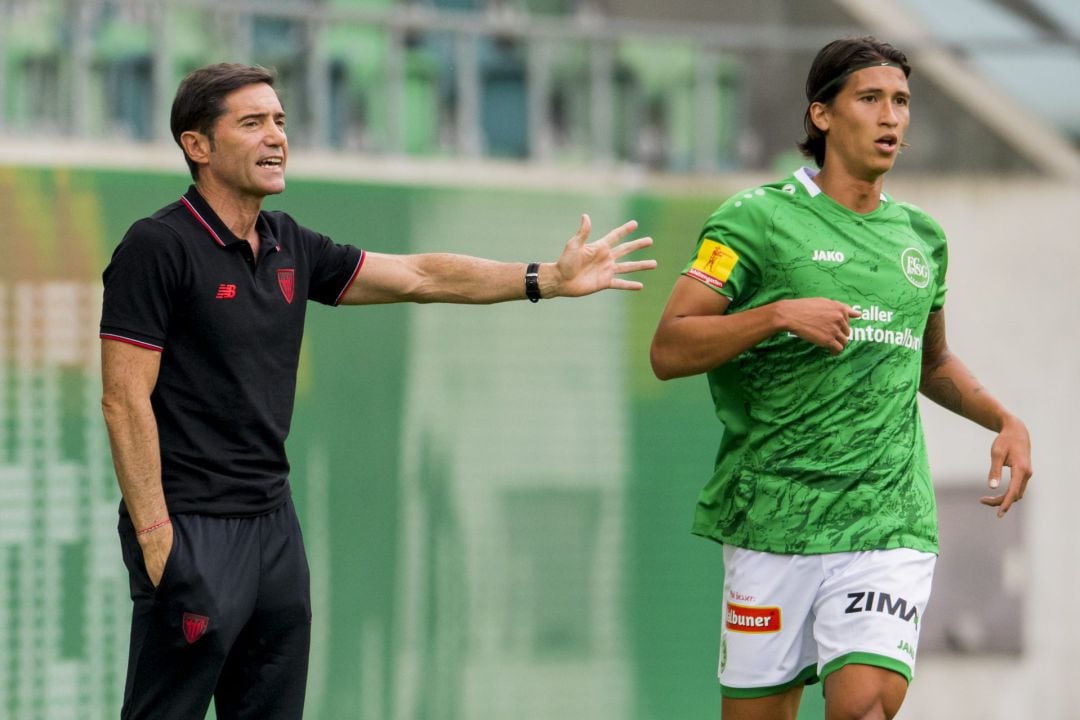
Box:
[929,229,948,313]
[681,194,765,306]
[100,219,184,351]
[900,204,949,312]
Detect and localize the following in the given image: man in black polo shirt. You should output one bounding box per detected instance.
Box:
[100,63,655,720]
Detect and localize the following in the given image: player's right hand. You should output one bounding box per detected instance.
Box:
[778,298,861,354]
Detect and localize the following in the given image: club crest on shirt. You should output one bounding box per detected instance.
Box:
[688,239,739,289]
[277,268,296,304]
[900,247,930,289]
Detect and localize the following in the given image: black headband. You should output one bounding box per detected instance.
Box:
[811,60,903,101]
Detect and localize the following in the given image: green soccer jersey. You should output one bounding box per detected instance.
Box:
[684,168,948,555]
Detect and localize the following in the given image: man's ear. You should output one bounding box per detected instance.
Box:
[808,101,830,134]
[180,130,212,168]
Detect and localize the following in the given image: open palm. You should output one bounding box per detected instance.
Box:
[554,214,656,297]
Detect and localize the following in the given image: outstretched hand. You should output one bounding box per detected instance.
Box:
[551,214,656,297]
[979,416,1033,518]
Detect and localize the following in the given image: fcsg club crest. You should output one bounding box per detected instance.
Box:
[900,247,930,289]
[277,268,296,304]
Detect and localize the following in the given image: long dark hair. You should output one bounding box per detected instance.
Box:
[797,37,910,168]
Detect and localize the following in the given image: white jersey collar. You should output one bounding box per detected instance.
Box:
[794,166,822,197]
[794,166,889,203]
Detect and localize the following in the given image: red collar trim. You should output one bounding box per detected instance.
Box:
[180,193,282,253]
[180,195,227,247]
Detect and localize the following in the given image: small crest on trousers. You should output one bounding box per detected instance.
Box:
[182,612,210,644]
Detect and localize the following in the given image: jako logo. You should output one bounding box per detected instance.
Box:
[726,603,781,633]
[216,283,237,299]
[812,249,845,262]
[900,247,930,288]
[845,591,919,626]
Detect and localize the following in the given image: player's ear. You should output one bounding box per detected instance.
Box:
[808,101,830,134]
[180,130,212,167]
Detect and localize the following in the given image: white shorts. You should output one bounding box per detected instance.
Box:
[719,545,936,699]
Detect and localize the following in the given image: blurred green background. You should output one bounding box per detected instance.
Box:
[0,165,826,718]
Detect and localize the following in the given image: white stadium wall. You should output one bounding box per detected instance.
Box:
[892,178,1079,720]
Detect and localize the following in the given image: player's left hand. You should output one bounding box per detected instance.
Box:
[978,415,1032,518]
[550,214,656,297]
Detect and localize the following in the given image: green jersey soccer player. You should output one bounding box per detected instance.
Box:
[651,36,1032,720]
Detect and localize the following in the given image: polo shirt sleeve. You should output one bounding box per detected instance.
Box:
[100,219,185,351]
[304,228,365,306]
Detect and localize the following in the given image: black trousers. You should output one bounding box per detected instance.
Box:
[117,500,311,720]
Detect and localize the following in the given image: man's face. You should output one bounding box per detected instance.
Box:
[202,83,288,198]
[815,65,910,180]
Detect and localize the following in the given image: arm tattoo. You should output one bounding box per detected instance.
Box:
[922,376,963,414]
[920,311,949,376]
[920,311,962,412]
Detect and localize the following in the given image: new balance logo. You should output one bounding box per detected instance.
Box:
[216,284,237,299]
[812,249,845,262]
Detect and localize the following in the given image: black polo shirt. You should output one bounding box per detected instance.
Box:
[101,185,364,516]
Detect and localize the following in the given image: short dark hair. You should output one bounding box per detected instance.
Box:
[797,36,911,168]
[170,63,277,180]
